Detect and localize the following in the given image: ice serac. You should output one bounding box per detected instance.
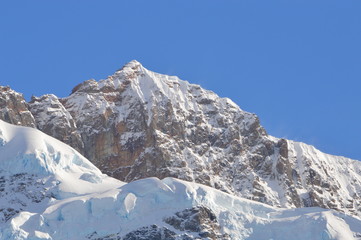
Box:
[2,177,361,239]
[23,61,361,218]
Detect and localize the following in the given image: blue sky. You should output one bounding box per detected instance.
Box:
[1,1,360,160]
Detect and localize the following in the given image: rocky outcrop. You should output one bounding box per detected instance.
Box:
[0,86,35,127]
[164,206,230,240]
[1,61,361,218]
[0,171,54,223]
[29,94,84,153]
[91,206,230,240]
[90,225,193,240]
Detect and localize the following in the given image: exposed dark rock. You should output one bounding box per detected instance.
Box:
[164,206,230,240]
[0,86,35,127]
[29,94,84,153]
[0,171,55,223]
[90,225,195,240]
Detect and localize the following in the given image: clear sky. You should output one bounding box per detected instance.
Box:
[1,1,360,160]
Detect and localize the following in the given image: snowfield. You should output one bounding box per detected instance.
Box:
[0,120,360,239]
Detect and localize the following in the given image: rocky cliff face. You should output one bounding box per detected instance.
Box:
[29,94,84,153]
[0,86,35,128]
[60,61,270,186]
[1,60,361,218]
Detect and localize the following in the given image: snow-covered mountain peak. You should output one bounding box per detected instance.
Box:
[2,64,361,238]
[68,60,249,128]
[105,61,246,124]
[118,59,143,71]
[3,63,361,224]
[111,60,146,82]
[71,60,236,116]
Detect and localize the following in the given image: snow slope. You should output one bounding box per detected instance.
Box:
[0,120,122,195]
[0,119,96,176]
[0,120,124,230]
[1,177,361,240]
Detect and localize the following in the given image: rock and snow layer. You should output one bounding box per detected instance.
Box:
[1,61,361,219]
[0,120,124,229]
[0,122,359,240]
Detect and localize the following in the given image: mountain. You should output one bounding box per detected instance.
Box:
[1,60,361,219]
[0,121,360,239]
